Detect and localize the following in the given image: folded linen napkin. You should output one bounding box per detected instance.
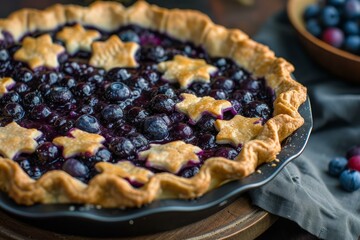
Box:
[248,12,360,240]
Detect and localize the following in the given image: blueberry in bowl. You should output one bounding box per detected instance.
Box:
[0,1,307,210]
[288,0,360,83]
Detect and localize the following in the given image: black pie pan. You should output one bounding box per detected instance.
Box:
[0,97,313,237]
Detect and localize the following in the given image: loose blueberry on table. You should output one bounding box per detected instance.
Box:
[0,24,274,186]
[328,145,360,192]
[304,0,360,55]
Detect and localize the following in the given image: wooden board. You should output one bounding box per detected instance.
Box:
[0,196,277,240]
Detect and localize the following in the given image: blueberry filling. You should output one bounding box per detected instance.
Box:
[0,24,275,184]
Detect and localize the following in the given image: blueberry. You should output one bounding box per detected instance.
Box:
[196,115,216,132]
[101,104,123,123]
[321,6,340,27]
[322,27,344,48]
[62,61,93,77]
[189,82,211,96]
[54,117,74,133]
[230,99,242,114]
[214,58,227,67]
[344,0,360,19]
[143,116,169,140]
[37,83,52,96]
[18,158,31,171]
[244,101,271,119]
[105,82,131,101]
[23,91,43,108]
[231,69,247,82]
[132,77,150,90]
[197,133,216,149]
[14,82,29,94]
[346,145,360,159]
[48,112,60,124]
[339,169,360,192]
[128,133,148,150]
[142,46,167,63]
[344,35,360,53]
[86,96,100,107]
[61,76,77,89]
[87,73,104,85]
[348,155,360,172]
[36,142,60,164]
[240,79,263,92]
[118,99,133,109]
[74,83,93,97]
[89,148,112,163]
[78,105,94,115]
[215,147,238,159]
[0,49,9,62]
[209,89,228,100]
[38,71,63,85]
[31,166,42,180]
[14,68,33,83]
[304,4,321,20]
[109,137,135,158]
[62,158,89,180]
[75,114,100,133]
[169,111,186,124]
[306,19,322,37]
[126,107,149,126]
[150,94,175,113]
[30,104,52,120]
[1,91,21,104]
[0,60,12,76]
[328,157,348,176]
[172,123,193,140]
[155,84,177,98]
[157,113,172,126]
[48,86,73,104]
[143,70,160,84]
[212,77,235,92]
[180,166,200,178]
[114,122,136,136]
[3,103,25,121]
[343,21,359,35]
[106,68,131,82]
[119,30,140,43]
[213,58,230,70]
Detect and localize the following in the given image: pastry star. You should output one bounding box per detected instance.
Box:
[139,141,202,174]
[96,161,154,184]
[157,55,217,88]
[0,122,42,159]
[215,115,263,147]
[14,34,65,69]
[53,129,105,158]
[176,93,232,123]
[89,35,139,71]
[56,24,100,55]
[0,77,15,96]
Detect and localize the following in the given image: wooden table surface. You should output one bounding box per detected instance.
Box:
[0,1,318,239]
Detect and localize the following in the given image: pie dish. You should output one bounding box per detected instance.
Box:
[0,1,307,208]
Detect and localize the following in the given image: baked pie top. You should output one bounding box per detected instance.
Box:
[0,1,306,208]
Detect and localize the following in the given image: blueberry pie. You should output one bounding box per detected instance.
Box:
[0,1,307,207]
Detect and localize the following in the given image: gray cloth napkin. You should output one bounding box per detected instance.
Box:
[248,12,360,240]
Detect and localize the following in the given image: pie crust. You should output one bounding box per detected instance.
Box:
[0,1,307,208]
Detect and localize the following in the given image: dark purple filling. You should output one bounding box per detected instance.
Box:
[0,25,275,184]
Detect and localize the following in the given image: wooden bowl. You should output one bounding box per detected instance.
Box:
[287,0,360,83]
